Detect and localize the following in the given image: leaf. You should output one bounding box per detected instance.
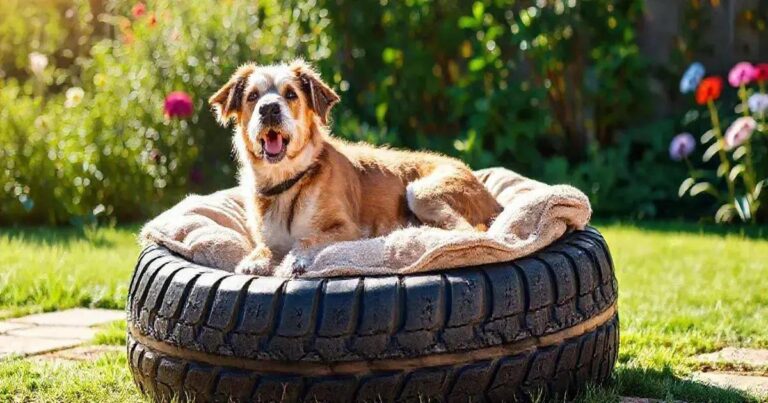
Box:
[728,164,745,182]
[700,129,716,143]
[375,103,387,124]
[715,203,735,223]
[678,178,696,198]
[458,16,477,29]
[754,179,766,200]
[381,48,398,64]
[689,182,718,197]
[717,163,728,178]
[469,58,486,72]
[472,2,484,19]
[702,141,722,162]
[733,197,751,222]
[732,146,747,161]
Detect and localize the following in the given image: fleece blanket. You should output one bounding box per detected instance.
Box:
[139,168,591,278]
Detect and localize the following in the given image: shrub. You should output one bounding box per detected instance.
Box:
[1,0,659,224]
[316,0,650,169]
[0,0,331,224]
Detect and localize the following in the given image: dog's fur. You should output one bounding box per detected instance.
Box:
[210,60,502,275]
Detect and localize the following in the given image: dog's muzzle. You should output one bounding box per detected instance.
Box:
[259,102,281,126]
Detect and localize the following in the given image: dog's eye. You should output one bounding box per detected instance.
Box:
[285,88,297,100]
[247,91,259,102]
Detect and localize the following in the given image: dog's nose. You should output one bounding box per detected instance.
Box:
[259,102,281,118]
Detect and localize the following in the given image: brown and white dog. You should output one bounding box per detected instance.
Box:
[209,60,501,275]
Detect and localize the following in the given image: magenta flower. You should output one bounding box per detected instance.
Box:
[724,116,757,149]
[669,133,696,161]
[164,91,194,119]
[728,62,757,87]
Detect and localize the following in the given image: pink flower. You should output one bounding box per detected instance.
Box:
[164,91,194,119]
[728,62,756,87]
[669,133,696,161]
[724,116,757,149]
[132,3,146,18]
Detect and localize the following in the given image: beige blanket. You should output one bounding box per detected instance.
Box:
[140,168,591,278]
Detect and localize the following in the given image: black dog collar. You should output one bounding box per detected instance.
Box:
[258,162,320,197]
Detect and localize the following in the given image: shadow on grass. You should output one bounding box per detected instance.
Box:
[0,224,141,248]
[594,219,768,240]
[613,365,758,403]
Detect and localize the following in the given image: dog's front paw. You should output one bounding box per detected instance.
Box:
[292,255,310,276]
[284,249,314,277]
[235,253,272,275]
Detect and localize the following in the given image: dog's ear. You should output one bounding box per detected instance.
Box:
[209,65,254,126]
[291,60,340,125]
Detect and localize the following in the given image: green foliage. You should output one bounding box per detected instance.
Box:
[316,0,649,169]
[0,0,332,224]
[541,119,703,220]
[1,0,658,224]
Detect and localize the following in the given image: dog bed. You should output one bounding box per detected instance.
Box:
[127,167,619,402]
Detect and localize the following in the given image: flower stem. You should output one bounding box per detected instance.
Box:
[738,85,758,220]
[706,100,735,201]
[740,84,750,117]
[684,157,696,178]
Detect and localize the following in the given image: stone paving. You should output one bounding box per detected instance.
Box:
[692,372,768,397]
[694,347,768,368]
[691,347,768,398]
[33,345,124,362]
[0,308,123,359]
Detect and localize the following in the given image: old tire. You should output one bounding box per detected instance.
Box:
[127,226,619,402]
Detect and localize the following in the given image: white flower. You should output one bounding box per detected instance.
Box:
[724,116,757,149]
[64,87,85,108]
[28,52,48,76]
[748,93,768,115]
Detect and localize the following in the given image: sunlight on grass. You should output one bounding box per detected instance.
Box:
[0,352,146,402]
[0,226,140,319]
[93,320,128,346]
[601,222,766,402]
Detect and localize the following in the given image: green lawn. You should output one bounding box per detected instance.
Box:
[0,223,766,402]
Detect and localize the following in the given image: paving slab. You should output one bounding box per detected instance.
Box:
[7,308,124,327]
[694,348,768,368]
[34,345,123,362]
[0,335,83,358]
[0,322,32,334]
[6,325,97,341]
[693,372,768,397]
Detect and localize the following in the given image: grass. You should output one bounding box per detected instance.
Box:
[0,222,766,402]
[0,226,140,319]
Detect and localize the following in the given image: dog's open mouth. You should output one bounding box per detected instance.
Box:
[260,129,289,163]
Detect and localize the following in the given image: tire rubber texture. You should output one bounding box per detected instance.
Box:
[127,227,619,402]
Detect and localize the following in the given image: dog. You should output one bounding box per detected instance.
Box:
[209,60,502,275]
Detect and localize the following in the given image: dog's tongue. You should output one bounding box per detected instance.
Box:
[264,132,284,155]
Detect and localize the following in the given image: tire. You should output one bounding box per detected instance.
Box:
[127,227,619,402]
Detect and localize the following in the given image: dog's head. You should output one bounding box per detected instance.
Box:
[209,60,339,165]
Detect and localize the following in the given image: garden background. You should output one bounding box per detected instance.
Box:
[3,0,768,227]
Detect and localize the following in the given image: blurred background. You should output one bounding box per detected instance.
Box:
[2,0,767,226]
